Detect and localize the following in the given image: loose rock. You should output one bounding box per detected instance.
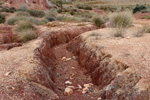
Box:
[65,81,72,85]
[64,87,73,96]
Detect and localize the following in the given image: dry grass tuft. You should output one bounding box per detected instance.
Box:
[113,28,125,38]
[109,12,133,28]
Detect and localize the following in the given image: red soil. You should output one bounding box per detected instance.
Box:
[3,0,52,10]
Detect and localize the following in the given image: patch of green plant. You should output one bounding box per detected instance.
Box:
[17,5,28,11]
[93,16,105,28]
[16,29,37,42]
[0,13,5,23]
[113,28,125,38]
[76,4,92,10]
[133,4,147,13]
[45,9,57,21]
[141,15,150,19]
[14,20,34,32]
[109,12,133,28]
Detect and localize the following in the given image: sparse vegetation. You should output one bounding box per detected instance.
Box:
[16,29,37,42]
[6,16,27,25]
[141,15,150,19]
[17,5,28,11]
[77,4,92,10]
[14,20,37,42]
[45,9,57,21]
[93,16,105,28]
[14,20,34,32]
[113,28,125,38]
[109,12,133,28]
[27,9,45,18]
[0,13,5,23]
[133,4,147,13]
[135,25,150,37]
[6,11,30,25]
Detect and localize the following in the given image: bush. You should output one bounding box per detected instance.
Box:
[76,4,92,10]
[38,19,48,25]
[2,6,9,12]
[27,9,45,18]
[0,13,5,23]
[15,11,30,17]
[70,11,75,15]
[6,16,27,25]
[14,20,34,32]
[45,9,56,21]
[135,25,150,37]
[84,5,92,10]
[133,4,147,14]
[9,7,16,13]
[93,16,105,28]
[16,29,37,42]
[17,5,28,11]
[57,9,62,13]
[109,12,133,28]
[141,15,150,19]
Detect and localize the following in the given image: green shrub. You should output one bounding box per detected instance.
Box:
[133,4,147,14]
[45,9,56,21]
[17,5,28,11]
[9,7,16,13]
[70,11,75,15]
[93,16,105,28]
[16,29,37,42]
[84,5,92,10]
[6,11,30,25]
[76,4,92,10]
[0,13,5,23]
[2,6,9,12]
[141,15,150,19]
[6,16,27,25]
[27,9,45,17]
[14,20,34,32]
[57,9,62,13]
[15,11,30,17]
[109,12,133,28]
[38,19,48,25]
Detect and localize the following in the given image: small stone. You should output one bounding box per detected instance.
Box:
[97,97,102,100]
[78,84,82,89]
[65,58,71,61]
[62,57,66,60]
[5,71,12,76]
[72,56,77,60]
[71,67,75,69]
[65,81,72,85]
[84,83,93,88]
[64,87,73,96]
[67,86,75,89]
[127,36,130,39]
[82,87,89,94]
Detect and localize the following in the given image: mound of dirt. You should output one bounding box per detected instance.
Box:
[0,22,96,99]
[67,26,150,99]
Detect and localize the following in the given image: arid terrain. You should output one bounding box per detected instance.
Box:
[0,0,150,100]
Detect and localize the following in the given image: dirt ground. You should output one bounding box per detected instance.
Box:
[0,18,150,99]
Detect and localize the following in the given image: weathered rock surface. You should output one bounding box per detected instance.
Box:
[3,0,53,10]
